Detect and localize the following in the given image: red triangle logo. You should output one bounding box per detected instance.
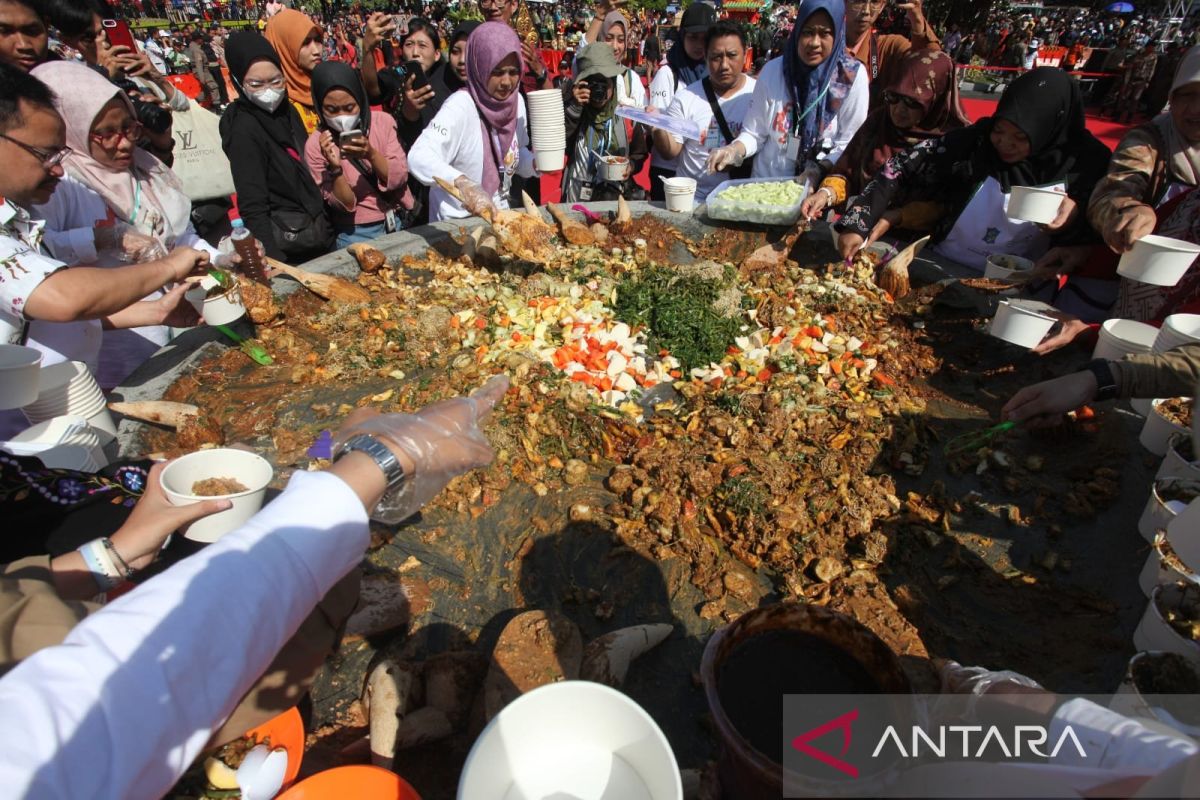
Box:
[790,709,860,778]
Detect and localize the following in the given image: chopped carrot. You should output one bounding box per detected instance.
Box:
[571,372,591,383]
[769,334,784,345]
[474,317,487,330]
[511,331,522,343]
[669,369,681,378]
[735,370,748,379]
[597,376,613,391]
[449,316,461,329]
[1075,405,1096,420]
[823,315,838,331]
[727,346,741,355]
[830,359,843,375]
[756,368,773,382]
[806,325,823,338]
[851,358,866,369]
[872,372,896,387]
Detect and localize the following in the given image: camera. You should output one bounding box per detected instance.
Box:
[584,75,611,93]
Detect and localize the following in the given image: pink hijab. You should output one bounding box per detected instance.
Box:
[31,61,191,242]
[464,22,524,196]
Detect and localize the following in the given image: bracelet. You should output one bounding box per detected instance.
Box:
[819,187,836,203]
[327,166,343,177]
[102,537,137,581]
[78,538,122,592]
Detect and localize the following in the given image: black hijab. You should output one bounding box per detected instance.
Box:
[220,30,308,157]
[310,60,372,136]
[443,21,480,93]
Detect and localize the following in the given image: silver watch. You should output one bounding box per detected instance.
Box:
[334,434,407,491]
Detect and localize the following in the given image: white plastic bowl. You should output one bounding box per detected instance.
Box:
[533,149,566,172]
[1141,399,1192,457]
[1154,314,1200,353]
[1134,584,1200,666]
[186,276,246,327]
[160,448,274,542]
[0,345,41,410]
[458,681,682,800]
[1168,496,1200,569]
[1007,185,1065,224]
[1117,234,1200,287]
[1092,318,1158,361]
[663,177,697,213]
[987,299,1057,349]
[602,156,629,182]
[983,254,1034,281]
[1157,433,1200,483]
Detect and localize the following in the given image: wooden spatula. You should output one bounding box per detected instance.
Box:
[743,219,811,272]
[547,204,595,246]
[265,257,371,304]
[108,400,199,428]
[520,190,545,221]
[876,235,931,301]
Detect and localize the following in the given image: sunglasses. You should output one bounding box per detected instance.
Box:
[883,90,923,111]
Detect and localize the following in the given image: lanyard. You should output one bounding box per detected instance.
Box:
[869,33,879,80]
[790,82,830,136]
[130,177,141,226]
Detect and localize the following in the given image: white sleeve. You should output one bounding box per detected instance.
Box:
[35,183,98,266]
[0,470,369,800]
[516,97,536,179]
[408,100,468,187]
[648,66,675,111]
[734,67,775,159]
[629,72,647,106]
[826,67,869,165]
[666,92,687,145]
[1048,698,1199,773]
[173,223,220,259]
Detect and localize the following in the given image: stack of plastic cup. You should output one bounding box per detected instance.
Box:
[21,361,117,443]
[526,89,566,173]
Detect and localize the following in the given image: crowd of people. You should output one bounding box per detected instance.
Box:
[7,0,1200,794]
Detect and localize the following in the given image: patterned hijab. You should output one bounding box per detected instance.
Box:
[465,22,524,196]
[782,0,861,163]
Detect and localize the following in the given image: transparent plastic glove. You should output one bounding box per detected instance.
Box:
[95,222,168,263]
[798,162,823,195]
[454,175,498,219]
[334,375,509,523]
[706,143,745,174]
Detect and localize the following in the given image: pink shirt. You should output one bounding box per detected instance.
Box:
[305,109,412,226]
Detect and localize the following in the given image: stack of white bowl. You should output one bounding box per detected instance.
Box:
[525,89,566,173]
[662,176,697,213]
[3,414,107,470]
[0,344,41,410]
[1130,315,1200,415]
[1093,318,1157,361]
[21,361,116,442]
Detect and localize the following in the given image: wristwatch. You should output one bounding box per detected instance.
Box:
[335,433,407,492]
[1084,358,1119,402]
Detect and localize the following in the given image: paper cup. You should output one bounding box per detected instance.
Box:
[1118,234,1200,287]
[186,276,246,327]
[1134,584,1200,666]
[160,448,274,542]
[663,177,696,213]
[983,254,1034,281]
[458,681,682,800]
[534,149,566,172]
[987,299,1057,349]
[1141,399,1192,457]
[0,345,42,410]
[1154,314,1200,353]
[1157,434,1200,482]
[602,156,629,182]
[1007,185,1065,224]
[1092,318,1158,361]
[1168,497,1200,569]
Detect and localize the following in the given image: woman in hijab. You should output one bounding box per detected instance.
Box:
[264,9,324,134]
[834,67,1112,272]
[575,7,648,106]
[31,61,212,390]
[709,0,868,183]
[407,22,536,222]
[801,49,967,220]
[220,30,333,262]
[561,43,649,203]
[305,61,412,248]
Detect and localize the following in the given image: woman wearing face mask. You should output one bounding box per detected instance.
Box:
[220,30,333,262]
[407,22,536,221]
[801,49,968,221]
[833,68,1112,272]
[31,61,216,390]
[264,8,324,134]
[708,0,868,185]
[306,62,413,248]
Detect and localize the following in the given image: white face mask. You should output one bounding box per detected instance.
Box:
[327,114,360,133]
[247,87,285,112]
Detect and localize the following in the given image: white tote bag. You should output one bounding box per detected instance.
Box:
[170,98,236,202]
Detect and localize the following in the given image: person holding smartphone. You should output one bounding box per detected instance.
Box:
[305,61,412,247]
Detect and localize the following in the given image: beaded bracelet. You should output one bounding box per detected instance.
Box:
[78,539,122,592]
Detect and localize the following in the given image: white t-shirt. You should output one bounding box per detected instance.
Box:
[667,75,756,201]
[734,56,868,179]
[408,91,537,222]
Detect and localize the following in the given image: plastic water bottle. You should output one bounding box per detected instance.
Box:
[230,218,268,285]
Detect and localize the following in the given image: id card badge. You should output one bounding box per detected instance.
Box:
[785,132,801,162]
[385,208,398,233]
[579,182,594,201]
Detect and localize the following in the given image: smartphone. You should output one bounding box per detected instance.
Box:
[402,59,429,91]
[102,19,137,52]
[339,129,365,144]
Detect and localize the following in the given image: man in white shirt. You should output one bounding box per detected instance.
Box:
[651,21,755,203]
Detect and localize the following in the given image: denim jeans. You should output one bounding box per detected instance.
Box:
[335,220,388,249]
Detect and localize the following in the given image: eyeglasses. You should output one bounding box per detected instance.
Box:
[243,76,285,91]
[89,121,143,147]
[0,133,70,169]
[882,90,923,111]
[847,0,884,8]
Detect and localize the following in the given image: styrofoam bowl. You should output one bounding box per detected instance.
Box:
[663,177,697,213]
[602,156,629,182]
[1133,397,1155,416]
[1168,496,1200,568]
[1141,399,1192,457]
[1117,234,1200,287]
[1007,185,1065,224]
[160,448,274,542]
[1154,314,1200,353]
[186,277,246,327]
[1134,584,1200,666]
[1137,479,1199,542]
[1093,318,1158,361]
[534,149,566,172]
[1157,434,1200,482]
[1111,651,1200,738]
[983,254,1034,281]
[987,299,1057,349]
[458,681,682,800]
[0,345,42,410]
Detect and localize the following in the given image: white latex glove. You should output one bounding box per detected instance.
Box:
[706,143,745,175]
[333,375,508,523]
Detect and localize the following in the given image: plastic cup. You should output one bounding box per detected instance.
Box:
[159,448,274,542]
[534,149,566,172]
[663,177,697,213]
[983,254,1034,281]
[458,681,682,800]
[1141,399,1191,457]
[187,276,246,327]
[1007,186,1065,224]
[1092,318,1158,361]
[1117,234,1200,287]
[0,345,42,410]
[602,156,629,182]
[987,299,1057,349]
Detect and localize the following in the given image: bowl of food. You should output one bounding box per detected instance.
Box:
[187,275,247,327]
[1141,398,1193,457]
[602,155,629,182]
[983,254,1034,282]
[160,448,274,542]
[1007,185,1065,224]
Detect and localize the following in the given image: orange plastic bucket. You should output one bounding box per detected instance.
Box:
[245,706,305,785]
[277,765,421,799]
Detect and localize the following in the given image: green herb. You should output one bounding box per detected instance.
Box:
[716,476,767,516]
